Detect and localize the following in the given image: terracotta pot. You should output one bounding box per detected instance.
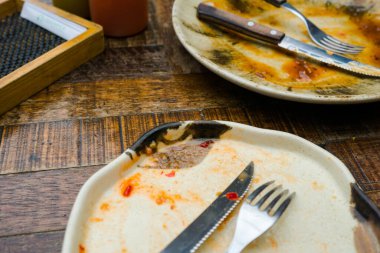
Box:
[89,0,148,37]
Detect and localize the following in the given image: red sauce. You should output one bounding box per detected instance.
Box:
[226,192,239,201]
[123,185,133,197]
[165,171,176,177]
[120,173,141,197]
[199,140,214,148]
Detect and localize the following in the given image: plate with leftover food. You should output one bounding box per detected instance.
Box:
[172,0,380,103]
[62,121,380,253]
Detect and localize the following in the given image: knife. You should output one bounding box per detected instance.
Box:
[160,162,254,253]
[197,3,380,77]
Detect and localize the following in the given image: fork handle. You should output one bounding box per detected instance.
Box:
[265,0,287,7]
[197,3,285,45]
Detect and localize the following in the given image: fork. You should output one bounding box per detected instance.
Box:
[227,181,295,253]
[264,0,364,55]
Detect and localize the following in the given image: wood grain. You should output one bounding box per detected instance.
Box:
[246,103,380,145]
[0,117,126,174]
[364,190,380,207]
[0,166,101,237]
[0,74,252,125]
[202,107,251,125]
[1,107,380,176]
[0,230,64,253]
[155,0,205,74]
[80,117,123,166]
[56,46,169,83]
[0,120,81,174]
[325,137,380,188]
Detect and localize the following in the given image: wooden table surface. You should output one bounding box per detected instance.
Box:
[1,1,380,252]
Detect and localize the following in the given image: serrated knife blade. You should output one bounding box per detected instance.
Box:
[160,162,254,253]
[197,3,380,77]
[278,36,380,77]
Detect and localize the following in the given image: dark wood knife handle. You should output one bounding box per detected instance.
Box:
[265,0,287,8]
[197,3,285,45]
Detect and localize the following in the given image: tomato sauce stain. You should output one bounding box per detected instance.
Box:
[123,185,133,197]
[199,140,214,148]
[165,170,176,177]
[226,192,239,201]
[120,173,141,198]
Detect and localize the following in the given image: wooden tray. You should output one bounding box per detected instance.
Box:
[0,0,104,115]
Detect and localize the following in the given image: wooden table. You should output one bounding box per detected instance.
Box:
[0,1,379,252]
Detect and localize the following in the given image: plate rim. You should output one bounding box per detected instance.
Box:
[171,0,380,104]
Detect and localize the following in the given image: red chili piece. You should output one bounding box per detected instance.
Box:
[226,192,239,201]
[199,140,214,148]
[123,185,133,197]
[165,171,176,177]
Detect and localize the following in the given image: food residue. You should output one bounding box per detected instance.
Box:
[199,140,214,148]
[282,59,325,82]
[165,170,176,177]
[100,203,110,211]
[311,181,325,191]
[268,236,278,249]
[253,177,261,184]
[225,192,239,201]
[139,140,214,170]
[153,190,182,208]
[201,0,380,91]
[120,173,141,198]
[123,185,133,197]
[89,217,103,222]
[79,244,86,253]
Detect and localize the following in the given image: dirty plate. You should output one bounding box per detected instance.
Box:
[62,121,380,252]
[172,0,380,104]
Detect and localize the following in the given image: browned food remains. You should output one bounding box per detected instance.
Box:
[139,140,215,170]
[197,0,380,91]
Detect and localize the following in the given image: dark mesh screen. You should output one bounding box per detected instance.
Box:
[0,12,66,78]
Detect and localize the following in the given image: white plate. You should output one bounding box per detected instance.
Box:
[172,0,380,104]
[62,121,379,253]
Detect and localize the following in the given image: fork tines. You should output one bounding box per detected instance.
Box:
[247,181,295,217]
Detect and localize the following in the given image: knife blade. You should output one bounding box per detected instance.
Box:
[160,162,254,253]
[197,3,380,77]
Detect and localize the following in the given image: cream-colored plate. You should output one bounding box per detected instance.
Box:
[172,0,380,104]
[62,121,379,253]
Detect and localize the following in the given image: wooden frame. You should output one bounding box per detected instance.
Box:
[0,0,104,115]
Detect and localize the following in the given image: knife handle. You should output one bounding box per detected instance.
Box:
[197,3,285,45]
[264,0,286,8]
